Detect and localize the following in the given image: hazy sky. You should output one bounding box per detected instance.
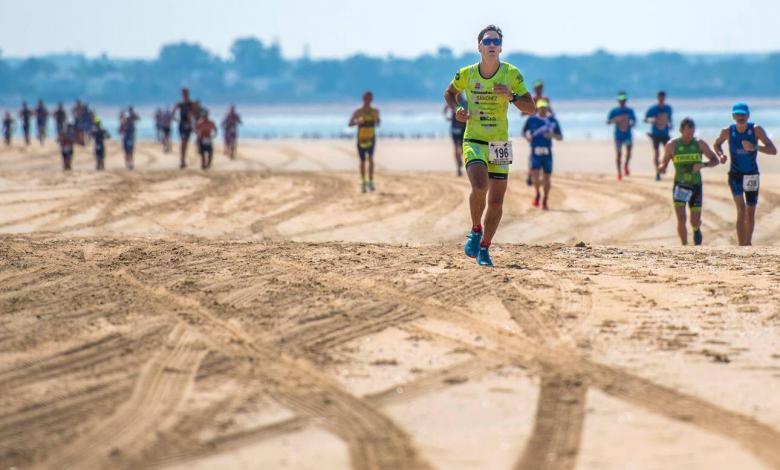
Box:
[1,0,778,59]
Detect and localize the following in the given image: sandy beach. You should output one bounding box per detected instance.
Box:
[2,138,780,470]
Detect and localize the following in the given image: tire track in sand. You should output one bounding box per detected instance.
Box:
[42,323,208,470]
[273,255,780,469]
[115,268,432,470]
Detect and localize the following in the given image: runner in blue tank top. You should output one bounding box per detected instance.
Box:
[644,91,672,181]
[606,92,636,181]
[714,102,777,246]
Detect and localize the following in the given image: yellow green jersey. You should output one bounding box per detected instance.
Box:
[450,62,528,143]
[673,138,703,185]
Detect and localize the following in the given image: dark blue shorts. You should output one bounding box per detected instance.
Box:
[649,132,670,150]
[615,131,633,148]
[530,153,553,174]
[728,171,759,206]
[357,140,375,161]
[123,139,134,153]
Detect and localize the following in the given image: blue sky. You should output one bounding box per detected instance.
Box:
[0,0,777,58]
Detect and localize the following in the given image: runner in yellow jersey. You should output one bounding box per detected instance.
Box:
[444,25,535,266]
[349,91,381,193]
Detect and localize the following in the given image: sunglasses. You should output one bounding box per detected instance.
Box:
[481,38,502,46]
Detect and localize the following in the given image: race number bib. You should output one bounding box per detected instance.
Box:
[488,141,513,165]
[533,146,551,157]
[673,185,693,203]
[743,174,760,192]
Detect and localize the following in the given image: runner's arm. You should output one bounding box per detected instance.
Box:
[713,128,730,163]
[755,125,777,155]
[553,120,563,141]
[445,84,468,122]
[644,107,655,124]
[657,141,674,173]
[375,110,380,127]
[698,140,720,168]
[512,92,536,115]
[348,110,359,127]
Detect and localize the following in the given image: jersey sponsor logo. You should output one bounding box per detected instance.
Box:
[474,82,482,90]
[673,153,701,163]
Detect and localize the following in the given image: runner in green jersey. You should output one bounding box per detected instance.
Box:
[657,118,720,246]
[444,25,535,267]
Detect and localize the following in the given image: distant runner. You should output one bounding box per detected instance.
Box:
[524,79,553,186]
[221,105,242,159]
[119,107,139,170]
[159,107,173,153]
[91,117,110,171]
[53,102,67,137]
[349,91,381,193]
[196,110,218,170]
[19,102,32,146]
[444,93,467,176]
[444,24,535,267]
[154,108,163,144]
[35,100,48,146]
[607,92,636,181]
[58,123,76,171]
[645,91,673,181]
[714,102,778,246]
[172,88,196,169]
[2,112,15,146]
[657,118,720,245]
[523,99,562,210]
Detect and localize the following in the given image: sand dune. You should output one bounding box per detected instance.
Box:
[1,139,779,470]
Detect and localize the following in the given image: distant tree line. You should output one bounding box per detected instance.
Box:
[1,38,778,105]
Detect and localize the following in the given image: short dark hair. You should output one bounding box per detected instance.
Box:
[680,117,695,131]
[658,90,667,97]
[478,25,503,42]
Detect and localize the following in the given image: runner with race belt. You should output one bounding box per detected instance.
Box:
[713,102,777,246]
[58,123,77,171]
[19,102,32,146]
[522,99,562,210]
[645,91,673,181]
[348,91,380,193]
[172,88,196,169]
[657,118,720,246]
[35,100,48,146]
[607,92,636,181]
[196,110,218,170]
[444,24,535,267]
[91,117,110,171]
[2,112,15,146]
[444,93,467,177]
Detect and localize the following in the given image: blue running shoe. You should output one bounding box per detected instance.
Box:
[464,229,482,258]
[477,246,493,267]
[693,229,703,246]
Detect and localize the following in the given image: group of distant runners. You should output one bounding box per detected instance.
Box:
[3,24,777,263]
[605,92,776,247]
[2,88,243,171]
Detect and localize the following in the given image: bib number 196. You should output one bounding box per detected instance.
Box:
[488,141,513,165]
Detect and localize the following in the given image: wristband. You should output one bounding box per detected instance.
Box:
[456,106,465,114]
[509,93,518,103]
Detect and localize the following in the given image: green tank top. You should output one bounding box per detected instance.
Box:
[673,138,702,185]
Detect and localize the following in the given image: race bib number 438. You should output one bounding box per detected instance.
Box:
[488,141,513,165]
[743,174,760,192]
